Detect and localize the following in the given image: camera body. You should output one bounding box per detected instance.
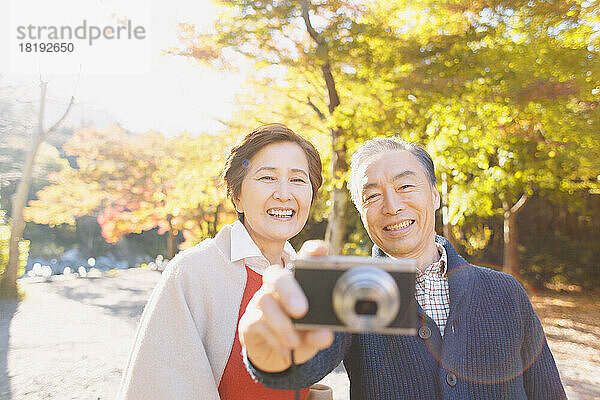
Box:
[293,256,417,335]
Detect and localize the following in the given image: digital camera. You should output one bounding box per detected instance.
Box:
[293,256,417,335]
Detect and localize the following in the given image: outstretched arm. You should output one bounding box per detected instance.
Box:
[244,331,351,390]
[239,239,347,389]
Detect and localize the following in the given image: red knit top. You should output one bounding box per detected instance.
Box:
[218,266,310,400]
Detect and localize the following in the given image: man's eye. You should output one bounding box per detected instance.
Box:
[398,185,413,190]
[365,193,379,201]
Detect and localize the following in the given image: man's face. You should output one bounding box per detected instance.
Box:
[358,150,440,260]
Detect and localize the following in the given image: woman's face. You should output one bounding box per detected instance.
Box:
[234,141,313,250]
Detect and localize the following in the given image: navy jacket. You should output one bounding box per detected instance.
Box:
[246,237,566,399]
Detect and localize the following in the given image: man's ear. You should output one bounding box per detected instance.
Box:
[432,185,441,211]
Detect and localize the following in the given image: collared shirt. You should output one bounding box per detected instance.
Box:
[415,243,450,336]
[230,220,296,275]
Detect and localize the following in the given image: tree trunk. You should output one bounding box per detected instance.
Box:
[210,204,220,237]
[324,127,348,255]
[167,230,176,260]
[0,82,73,298]
[502,193,531,277]
[301,1,348,255]
[503,208,519,276]
[166,214,176,260]
[440,171,453,241]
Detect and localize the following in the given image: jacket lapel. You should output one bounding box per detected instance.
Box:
[434,236,474,324]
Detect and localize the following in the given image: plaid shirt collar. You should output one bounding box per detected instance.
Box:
[383,242,448,277]
[417,243,448,279]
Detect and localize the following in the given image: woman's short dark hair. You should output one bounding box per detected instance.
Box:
[221,123,323,222]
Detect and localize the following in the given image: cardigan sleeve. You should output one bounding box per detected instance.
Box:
[244,331,352,389]
[118,262,221,400]
[517,284,567,400]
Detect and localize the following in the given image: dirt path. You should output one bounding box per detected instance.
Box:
[0,268,598,399]
[0,269,158,400]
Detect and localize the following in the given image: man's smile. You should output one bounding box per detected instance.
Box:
[383,219,415,231]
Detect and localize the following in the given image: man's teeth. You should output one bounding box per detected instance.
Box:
[267,209,294,218]
[385,220,413,230]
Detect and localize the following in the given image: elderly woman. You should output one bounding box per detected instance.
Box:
[118,124,323,399]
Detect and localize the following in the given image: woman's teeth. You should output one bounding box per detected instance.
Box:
[267,209,294,218]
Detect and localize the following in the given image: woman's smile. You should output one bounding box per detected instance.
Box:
[234,141,313,257]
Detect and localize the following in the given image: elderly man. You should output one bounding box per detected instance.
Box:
[238,137,566,399]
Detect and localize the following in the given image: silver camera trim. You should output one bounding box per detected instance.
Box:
[332,265,401,331]
[292,256,416,272]
[293,256,417,335]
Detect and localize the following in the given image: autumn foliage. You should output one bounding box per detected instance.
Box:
[25,127,235,257]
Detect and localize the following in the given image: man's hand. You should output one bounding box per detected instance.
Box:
[238,240,334,373]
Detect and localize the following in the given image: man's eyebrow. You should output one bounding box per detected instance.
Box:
[392,171,417,181]
[362,182,379,192]
[362,170,417,192]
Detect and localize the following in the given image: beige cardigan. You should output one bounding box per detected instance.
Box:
[118,224,248,400]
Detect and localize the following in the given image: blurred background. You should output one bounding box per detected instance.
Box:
[0,0,599,399]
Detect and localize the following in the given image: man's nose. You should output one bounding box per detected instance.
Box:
[382,193,403,215]
[273,181,292,201]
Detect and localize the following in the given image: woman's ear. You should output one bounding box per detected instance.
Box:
[232,197,243,214]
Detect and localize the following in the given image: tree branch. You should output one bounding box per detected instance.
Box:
[510,192,531,215]
[306,96,326,120]
[301,0,323,46]
[41,96,75,142]
[321,63,341,113]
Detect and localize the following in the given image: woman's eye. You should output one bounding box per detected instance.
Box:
[398,185,413,190]
[365,193,379,201]
[291,177,307,183]
[258,176,275,181]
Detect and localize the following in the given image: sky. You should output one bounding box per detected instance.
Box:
[0,0,248,136]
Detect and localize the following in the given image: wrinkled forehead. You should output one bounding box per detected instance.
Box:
[360,150,422,181]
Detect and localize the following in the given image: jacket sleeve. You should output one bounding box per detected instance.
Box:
[517,284,567,400]
[118,263,220,400]
[244,332,352,390]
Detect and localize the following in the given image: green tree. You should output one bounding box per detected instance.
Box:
[0,81,72,298]
[169,0,388,254]
[317,0,600,275]
[169,0,599,280]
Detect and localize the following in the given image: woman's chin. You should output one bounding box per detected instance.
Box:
[268,226,302,242]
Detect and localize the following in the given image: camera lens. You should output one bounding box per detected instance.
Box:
[355,300,378,315]
[332,266,401,331]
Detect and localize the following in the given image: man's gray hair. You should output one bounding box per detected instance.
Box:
[348,137,437,209]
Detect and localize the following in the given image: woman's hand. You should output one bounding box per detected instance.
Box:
[238,240,333,373]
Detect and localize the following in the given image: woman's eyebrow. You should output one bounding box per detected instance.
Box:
[255,166,308,177]
[255,166,276,173]
[291,168,309,177]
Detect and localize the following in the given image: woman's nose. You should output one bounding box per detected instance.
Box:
[273,182,292,201]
